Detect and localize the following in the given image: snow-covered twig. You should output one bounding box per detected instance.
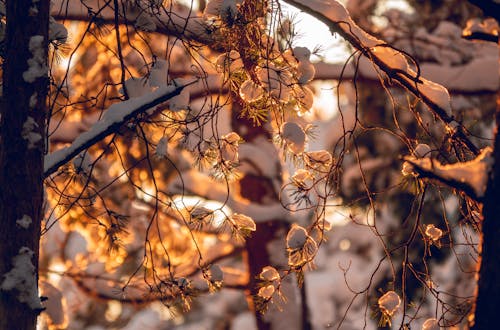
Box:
[313,58,499,93]
[51,0,218,48]
[404,147,493,201]
[44,81,196,177]
[284,0,479,155]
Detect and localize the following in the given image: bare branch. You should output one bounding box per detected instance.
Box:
[284,0,479,155]
[44,81,197,177]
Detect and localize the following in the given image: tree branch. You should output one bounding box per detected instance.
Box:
[44,81,197,178]
[51,0,220,49]
[284,0,480,155]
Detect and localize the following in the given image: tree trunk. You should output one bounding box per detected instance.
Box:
[472,36,500,329]
[0,1,49,330]
[231,104,303,330]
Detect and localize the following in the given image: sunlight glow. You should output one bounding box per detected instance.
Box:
[281,3,349,63]
[325,200,351,227]
[172,195,232,227]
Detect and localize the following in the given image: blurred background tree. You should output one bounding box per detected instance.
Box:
[0,0,498,329]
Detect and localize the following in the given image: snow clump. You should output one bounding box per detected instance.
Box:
[1,247,43,310]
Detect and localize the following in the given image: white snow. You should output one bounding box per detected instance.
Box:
[405,146,493,199]
[413,144,431,158]
[122,77,151,98]
[23,35,47,83]
[204,0,239,21]
[287,0,455,115]
[209,264,224,282]
[281,122,306,153]
[29,93,38,108]
[16,215,32,229]
[49,17,68,43]
[422,318,440,330]
[0,247,42,310]
[293,47,315,84]
[413,75,452,115]
[378,291,401,316]
[22,116,42,149]
[168,80,190,112]
[148,59,169,87]
[155,136,168,158]
[286,224,308,249]
[239,79,264,102]
[44,83,190,176]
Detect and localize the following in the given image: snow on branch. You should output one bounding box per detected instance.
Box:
[51,0,218,48]
[313,57,499,93]
[404,147,493,201]
[284,0,479,155]
[44,81,196,177]
[169,170,292,223]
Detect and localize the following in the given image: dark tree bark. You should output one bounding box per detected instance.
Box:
[0,1,50,330]
[471,37,500,329]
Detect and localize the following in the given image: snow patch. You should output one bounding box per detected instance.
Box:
[16,215,32,229]
[406,147,493,199]
[1,247,42,310]
[23,35,47,83]
[22,116,42,149]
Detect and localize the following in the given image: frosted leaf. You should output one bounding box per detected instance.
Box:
[230,213,256,232]
[16,215,32,229]
[222,132,241,145]
[414,144,431,158]
[401,161,415,176]
[288,238,318,267]
[422,318,440,330]
[221,132,240,163]
[209,264,224,282]
[258,284,275,300]
[215,50,243,73]
[297,61,315,84]
[291,169,313,189]
[239,79,264,102]
[304,150,333,170]
[259,266,280,282]
[256,64,293,100]
[286,224,308,249]
[281,122,306,154]
[295,86,314,114]
[378,291,401,316]
[293,46,311,61]
[425,224,443,241]
[155,136,168,158]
